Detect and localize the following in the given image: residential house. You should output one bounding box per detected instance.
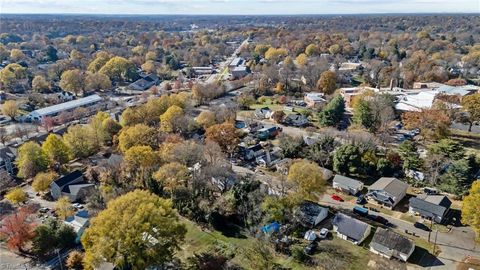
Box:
[64,210,89,243]
[332,213,371,245]
[409,194,452,224]
[366,177,408,209]
[124,74,159,94]
[256,126,281,140]
[304,92,326,108]
[231,66,249,79]
[228,57,245,70]
[332,175,364,195]
[254,107,273,119]
[294,201,329,228]
[283,114,308,127]
[242,144,265,161]
[50,170,95,201]
[369,228,415,262]
[0,146,17,175]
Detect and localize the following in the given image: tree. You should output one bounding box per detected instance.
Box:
[32,75,50,92]
[1,100,18,120]
[288,160,326,198]
[88,111,110,147]
[271,110,285,124]
[279,134,303,158]
[63,125,98,158]
[305,44,319,56]
[42,134,71,165]
[85,72,111,92]
[99,56,137,82]
[196,110,216,129]
[307,135,336,167]
[428,139,465,161]
[102,117,122,142]
[0,207,36,252]
[16,141,49,178]
[32,218,76,260]
[160,105,184,133]
[32,172,57,193]
[117,124,157,153]
[123,146,159,187]
[60,69,84,95]
[81,190,187,270]
[398,140,422,172]
[461,93,480,132]
[317,71,337,94]
[88,55,110,73]
[402,109,451,140]
[333,144,362,175]
[439,158,475,196]
[5,187,27,204]
[55,196,74,220]
[295,53,308,66]
[66,251,84,270]
[242,239,276,270]
[9,49,25,62]
[0,63,26,91]
[317,95,345,127]
[154,162,189,193]
[205,123,239,154]
[462,180,480,241]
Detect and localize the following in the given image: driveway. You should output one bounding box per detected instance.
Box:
[0,248,46,270]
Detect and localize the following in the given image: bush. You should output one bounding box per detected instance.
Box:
[291,246,308,263]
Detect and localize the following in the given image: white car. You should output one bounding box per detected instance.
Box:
[319,228,329,239]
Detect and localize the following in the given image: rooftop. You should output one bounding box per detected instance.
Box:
[368,177,408,200]
[333,174,363,189]
[333,213,370,241]
[30,95,102,117]
[371,228,414,254]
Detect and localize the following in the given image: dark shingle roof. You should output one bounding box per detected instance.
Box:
[54,170,83,188]
[333,213,370,241]
[295,201,328,227]
[371,228,414,254]
[409,197,449,218]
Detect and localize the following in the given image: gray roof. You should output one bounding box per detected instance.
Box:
[417,194,452,208]
[409,196,450,218]
[371,228,414,254]
[333,175,363,190]
[368,177,408,199]
[295,201,328,227]
[30,95,102,117]
[333,213,370,241]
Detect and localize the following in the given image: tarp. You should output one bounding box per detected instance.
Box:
[262,221,280,234]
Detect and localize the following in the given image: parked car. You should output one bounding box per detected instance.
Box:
[356,194,366,204]
[353,206,369,217]
[331,194,344,202]
[304,241,317,255]
[374,215,389,225]
[414,222,431,231]
[318,228,329,239]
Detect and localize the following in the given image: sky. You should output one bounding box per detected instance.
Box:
[0,0,479,15]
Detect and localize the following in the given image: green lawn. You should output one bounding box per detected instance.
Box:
[178,219,393,270]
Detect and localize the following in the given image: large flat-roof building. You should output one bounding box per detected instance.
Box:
[25,94,104,122]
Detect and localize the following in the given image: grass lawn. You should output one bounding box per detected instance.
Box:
[178,218,400,270]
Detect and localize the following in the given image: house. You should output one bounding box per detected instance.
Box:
[366,177,408,209]
[231,66,249,79]
[409,194,452,224]
[64,210,89,243]
[0,146,17,175]
[304,92,326,108]
[332,175,364,195]
[125,74,159,94]
[24,94,104,123]
[228,57,245,70]
[242,144,265,161]
[369,228,415,262]
[254,107,273,119]
[256,126,281,140]
[332,213,371,245]
[340,87,375,108]
[50,170,95,201]
[283,114,308,127]
[294,201,328,228]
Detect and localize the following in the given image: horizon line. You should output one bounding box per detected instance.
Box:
[2,12,479,16]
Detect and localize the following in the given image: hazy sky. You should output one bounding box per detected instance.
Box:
[1,0,479,14]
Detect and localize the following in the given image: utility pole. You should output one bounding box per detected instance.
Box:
[433,229,439,254]
[428,217,433,243]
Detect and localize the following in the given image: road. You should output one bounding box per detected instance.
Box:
[319,194,480,269]
[205,38,250,84]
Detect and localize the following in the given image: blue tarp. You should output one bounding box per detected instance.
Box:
[262,221,280,234]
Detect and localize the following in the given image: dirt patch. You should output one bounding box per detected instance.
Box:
[457,256,480,270]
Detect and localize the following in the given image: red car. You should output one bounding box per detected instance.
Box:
[331,194,344,202]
